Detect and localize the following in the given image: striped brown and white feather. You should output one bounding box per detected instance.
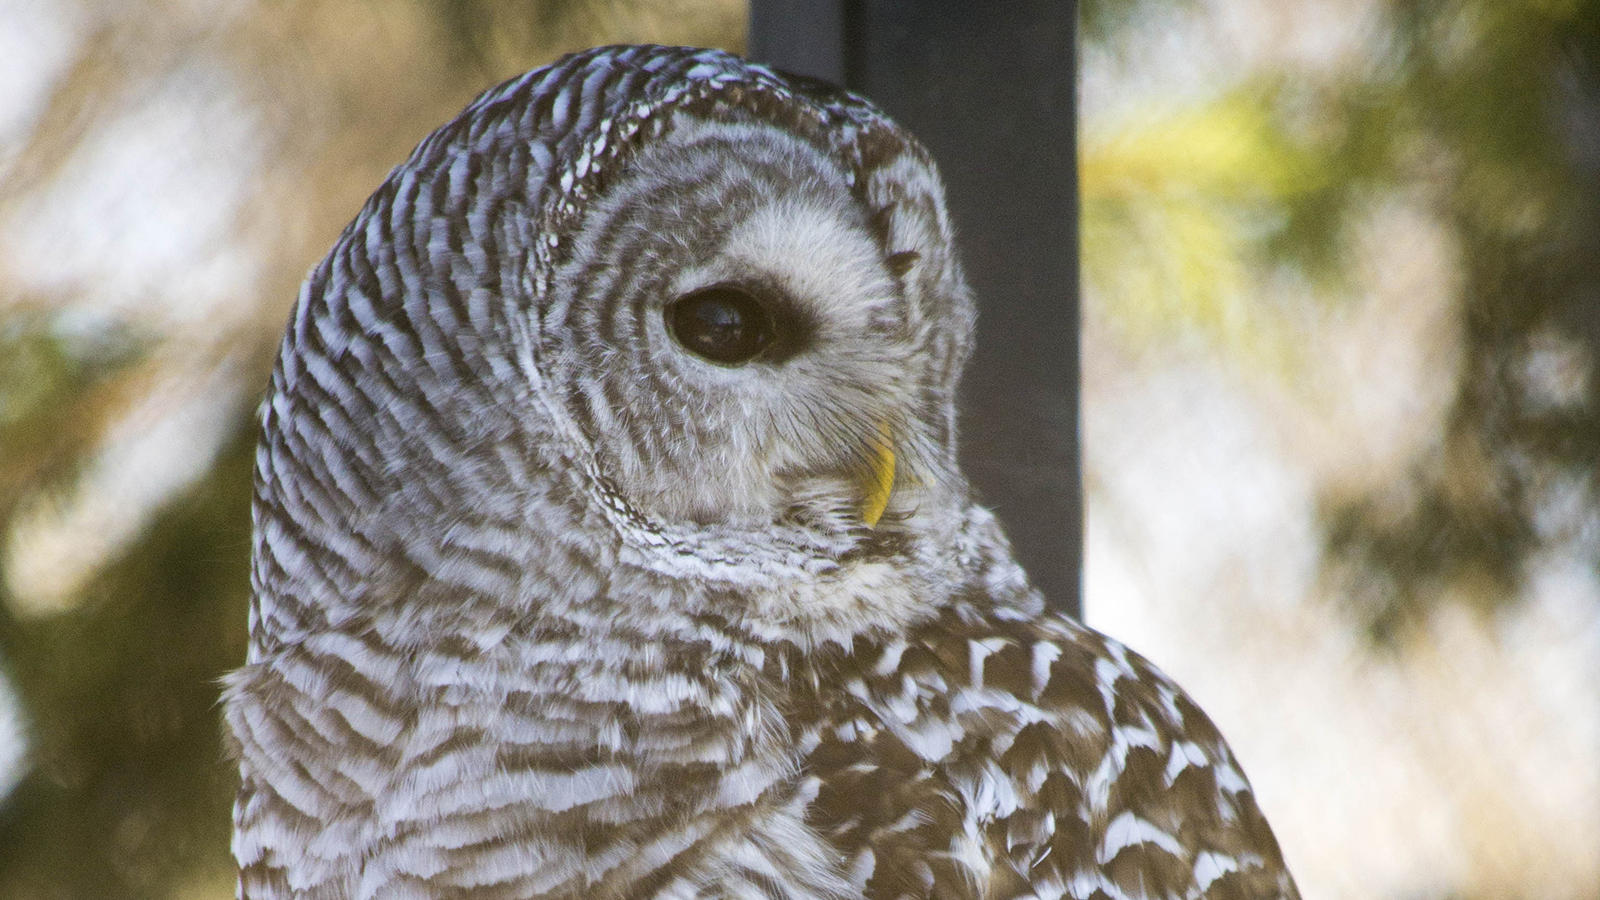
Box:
[224,45,1299,900]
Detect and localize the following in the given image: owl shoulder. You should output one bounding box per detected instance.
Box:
[802,604,1298,900]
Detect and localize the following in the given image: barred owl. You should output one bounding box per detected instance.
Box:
[224,45,1299,900]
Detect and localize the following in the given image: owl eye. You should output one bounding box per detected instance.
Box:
[666,286,777,365]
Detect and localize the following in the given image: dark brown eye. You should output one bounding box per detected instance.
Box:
[665,286,776,365]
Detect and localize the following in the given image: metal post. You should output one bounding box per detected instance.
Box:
[749,2,1082,617]
[749,0,846,83]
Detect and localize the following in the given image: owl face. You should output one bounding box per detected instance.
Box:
[541,114,963,538]
[247,49,979,640]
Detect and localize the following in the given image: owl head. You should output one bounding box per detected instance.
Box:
[253,46,987,646]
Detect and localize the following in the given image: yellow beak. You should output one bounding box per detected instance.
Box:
[858,422,896,528]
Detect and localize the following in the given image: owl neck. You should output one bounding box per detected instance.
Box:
[233,490,1033,898]
[251,458,1029,663]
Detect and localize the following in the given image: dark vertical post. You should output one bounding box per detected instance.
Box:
[749,2,1081,617]
[749,0,846,83]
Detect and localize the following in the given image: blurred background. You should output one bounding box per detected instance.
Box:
[0,0,1595,897]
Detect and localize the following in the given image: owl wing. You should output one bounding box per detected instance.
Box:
[800,607,1300,900]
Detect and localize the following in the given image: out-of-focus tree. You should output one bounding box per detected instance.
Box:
[1083,0,1600,643]
[1320,0,1600,641]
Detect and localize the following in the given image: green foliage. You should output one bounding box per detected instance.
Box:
[429,0,595,70]
[1082,0,1600,642]
[1080,0,1194,45]
[1319,0,1600,638]
[0,318,139,521]
[1082,84,1341,364]
[0,423,254,899]
[423,0,744,80]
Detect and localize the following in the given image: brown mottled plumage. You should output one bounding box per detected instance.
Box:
[224,45,1299,900]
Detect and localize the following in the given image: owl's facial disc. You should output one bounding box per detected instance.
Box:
[662,279,897,526]
[650,208,909,529]
[554,118,948,538]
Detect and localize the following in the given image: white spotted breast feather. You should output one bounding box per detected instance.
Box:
[790,592,1300,900]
